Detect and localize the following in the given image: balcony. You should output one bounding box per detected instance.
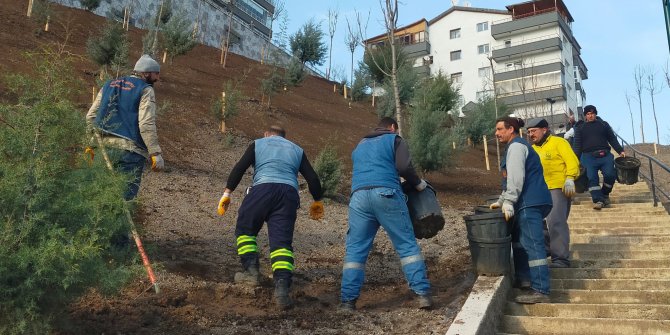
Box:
[494,60,564,82]
[491,35,562,62]
[573,54,588,79]
[492,11,572,39]
[498,85,566,106]
[401,40,431,59]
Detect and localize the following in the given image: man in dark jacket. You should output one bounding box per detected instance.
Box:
[217,125,324,310]
[339,117,432,312]
[572,105,625,210]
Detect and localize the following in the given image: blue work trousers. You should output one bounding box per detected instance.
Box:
[235,183,299,284]
[512,205,551,295]
[580,151,616,203]
[341,187,431,302]
[110,149,146,201]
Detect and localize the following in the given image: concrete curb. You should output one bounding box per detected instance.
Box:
[445,275,511,335]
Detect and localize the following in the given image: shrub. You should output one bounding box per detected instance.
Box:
[0,52,136,334]
[86,21,130,77]
[162,12,197,64]
[313,144,342,198]
[461,96,510,144]
[285,58,305,86]
[289,19,328,68]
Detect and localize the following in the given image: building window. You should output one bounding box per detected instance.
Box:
[450,72,462,83]
[450,28,461,39]
[476,22,488,32]
[476,90,492,100]
[478,67,491,78]
[413,31,425,43]
[398,34,411,45]
[477,43,490,55]
[450,50,461,61]
[504,40,511,48]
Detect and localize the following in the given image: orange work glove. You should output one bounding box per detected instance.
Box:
[151,154,164,171]
[84,146,95,164]
[217,192,231,216]
[309,200,324,220]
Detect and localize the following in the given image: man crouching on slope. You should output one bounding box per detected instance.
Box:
[217,125,324,310]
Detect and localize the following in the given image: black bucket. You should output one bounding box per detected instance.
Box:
[464,212,510,241]
[574,165,588,193]
[614,156,641,185]
[467,235,512,276]
[406,183,445,239]
[482,194,500,205]
[474,205,500,215]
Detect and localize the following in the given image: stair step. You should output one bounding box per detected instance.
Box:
[572,250,670,259]
[568,208,668,217]
[571,243,670,251]
[571,226,670,236]
[550,289,670,304]
[501,315,670,334]
[552,279,670,290]
[571,235,670,244]
[506,302,670,320]
[550,268,670,279]
[571,259,670,268]
[568,220,669,228]
[569,203,656,210]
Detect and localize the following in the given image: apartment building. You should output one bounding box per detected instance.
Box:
[365,0,587,130]
[363,19,432,78]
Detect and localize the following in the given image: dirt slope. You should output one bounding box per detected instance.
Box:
[1,2,504,334]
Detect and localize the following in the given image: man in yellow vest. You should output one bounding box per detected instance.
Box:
[526,118,580,268]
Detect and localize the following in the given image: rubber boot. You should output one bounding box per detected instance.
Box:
[274,279,293,310]
[234,259,260,286]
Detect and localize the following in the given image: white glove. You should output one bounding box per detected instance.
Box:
[415,179,428,192]
[502,201,515,221]
[151,154,164,171]
[563,178,576,198]
[489,197,503,209]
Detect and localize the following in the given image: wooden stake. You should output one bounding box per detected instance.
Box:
[467,137,472,147]
[372,82,376,107]
[654,142,658,155]
[333,83,336,93]
[222,9,232,68]
[27,0,34,17]
[483,135,491,171]
[123,8,127,29]
[344,85,348,99]
[221,91,226,133]
[44,16,50,32]
[92,86,96,103]
[452,142,456,149]
[162,49,167,63]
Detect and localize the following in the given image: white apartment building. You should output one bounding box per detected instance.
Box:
[428,0,587,130]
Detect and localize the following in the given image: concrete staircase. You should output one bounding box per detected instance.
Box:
[498,181,670,334]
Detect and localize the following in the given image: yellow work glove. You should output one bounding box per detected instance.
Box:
[309,201,324,220]
[84,146,95,164]
[217,192,231,216]
[502,201,515,222]
[151,154,164,171]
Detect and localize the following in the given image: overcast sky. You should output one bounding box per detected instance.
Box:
[281,0,669,145]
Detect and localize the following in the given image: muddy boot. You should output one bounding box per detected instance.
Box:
[234,261,260,286]
[274,279,293,310]
[416,294,433,310]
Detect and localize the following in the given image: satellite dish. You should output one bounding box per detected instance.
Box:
[451,0,459,6]
[463,1,471,7]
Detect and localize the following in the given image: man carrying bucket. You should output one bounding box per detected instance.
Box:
[527,118,580,268]
[490,117,553,304]
[572,105,625,210]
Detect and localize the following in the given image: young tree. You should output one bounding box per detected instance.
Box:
[462,96,510,144]
[646,70,662,145]
[79,0,101,11]
[86,21,130,78]
[261,67,284,107]
[379,0,404,136]
[162,12,197,64]
[344,16,361,85]
[0,51,134,335]
[289,19,328,69]
[273,11,290,50]
[313,144,343,198]
[624,91,637,144]
[285,58,306,86]
[376,60,416,119]
[350,63,371,102]
[408,73,461,172]
[326,8,339,80]
[633,65,646,143]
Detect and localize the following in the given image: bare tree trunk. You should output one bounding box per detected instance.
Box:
[647,71,662,145]
[223,8,233,68]
[634,66,646,143]
[381,0,403,136]
[327,8,338,80]
[488,56,501,171]
[624,91,637,143]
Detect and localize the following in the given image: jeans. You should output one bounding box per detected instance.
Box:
[580,151,616,203]
[341,187,431,302]
[512,205,551,294]
[111,149,146,201]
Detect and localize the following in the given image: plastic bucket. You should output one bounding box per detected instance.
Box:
[614,156,641,185]
[482,194,501,205]
[474,205,500,215]
[467,235,512,276]
[574,165,588,193]
[464,212,510,241]
[406,184,445,239]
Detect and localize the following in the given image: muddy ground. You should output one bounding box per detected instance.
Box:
[1,2,505,334]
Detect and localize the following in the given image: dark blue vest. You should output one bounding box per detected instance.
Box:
[253,136,303,190]
[95,76,150,150]
[501,136,552,210]
[351,134,401,193]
